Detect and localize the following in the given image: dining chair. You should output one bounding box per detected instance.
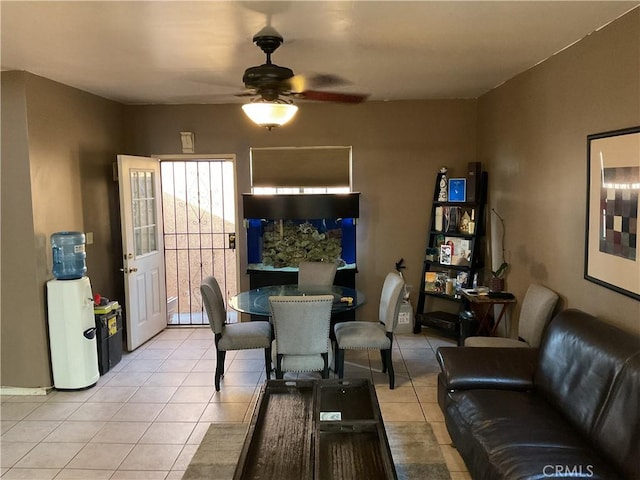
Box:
[334,271,405,389]
[268,295,334,379]
[464,283,559,347]
[200,276,272,391]
[297,261,338,287]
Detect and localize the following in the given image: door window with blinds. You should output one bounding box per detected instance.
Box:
[251,146,352,193]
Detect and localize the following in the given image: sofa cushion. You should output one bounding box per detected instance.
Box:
[445,389,624,480]
[590,352,640,479]
[437,347,537,391]
[535,309,640,440]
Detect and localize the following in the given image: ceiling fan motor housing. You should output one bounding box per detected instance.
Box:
[242,64,294,95]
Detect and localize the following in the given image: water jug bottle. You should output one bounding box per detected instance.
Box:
[51,231,87,280]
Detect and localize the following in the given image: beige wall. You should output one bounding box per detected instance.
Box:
[1,72,124,388]
[123,100,478,322]
[1,72,48,387]
[478,8,640,334]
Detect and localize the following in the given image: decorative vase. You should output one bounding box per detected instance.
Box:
[437,167,448,202]
[489,277,504,292]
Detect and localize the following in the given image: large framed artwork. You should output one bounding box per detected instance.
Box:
[585,126,640,301]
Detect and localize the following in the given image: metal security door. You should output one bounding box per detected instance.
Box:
[161,158,237,325]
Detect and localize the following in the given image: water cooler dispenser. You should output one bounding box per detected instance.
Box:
[51,231,87,280]
[47,232,99,390]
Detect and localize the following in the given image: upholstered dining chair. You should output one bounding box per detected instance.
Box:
[268,295,334,379]
[297,261,338,287]
[334,271,405,389]
[464,283,559,347]
[200,276,272,391]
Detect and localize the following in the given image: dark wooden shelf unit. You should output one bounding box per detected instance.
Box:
[414,170,488,341]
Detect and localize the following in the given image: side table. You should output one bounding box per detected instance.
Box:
[460,290,516,337]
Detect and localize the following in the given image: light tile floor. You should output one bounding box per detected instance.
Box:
[1,328,471,480]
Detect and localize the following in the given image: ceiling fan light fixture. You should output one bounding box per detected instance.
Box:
[242,99,298,130]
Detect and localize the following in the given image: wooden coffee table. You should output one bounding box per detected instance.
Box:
[233,379,397,480]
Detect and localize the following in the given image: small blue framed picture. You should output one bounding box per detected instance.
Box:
[448,178,466,202]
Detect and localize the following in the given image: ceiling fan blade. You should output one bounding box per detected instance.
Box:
[235,91,258,98]
[298,90,369,104]
[287,75,306,93]
[307,73,351,89]
[286,73,351,94]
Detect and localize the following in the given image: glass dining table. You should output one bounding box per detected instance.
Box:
[228,284,366,318]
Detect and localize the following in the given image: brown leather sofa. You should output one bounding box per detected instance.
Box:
[436,309,639,480]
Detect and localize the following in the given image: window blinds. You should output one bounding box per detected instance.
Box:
[250,147,351,188]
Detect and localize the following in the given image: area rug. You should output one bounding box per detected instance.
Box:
[182,422,450,480]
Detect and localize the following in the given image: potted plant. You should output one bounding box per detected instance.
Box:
[489,208,509,292]
[490,262,509,292]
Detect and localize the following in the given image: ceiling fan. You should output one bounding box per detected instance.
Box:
[240,26,369,129]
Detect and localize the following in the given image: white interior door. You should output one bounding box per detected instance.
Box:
[118,154,167,350]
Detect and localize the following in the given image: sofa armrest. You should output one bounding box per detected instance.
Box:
[437,346,538,391]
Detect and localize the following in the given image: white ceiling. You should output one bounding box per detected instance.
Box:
[1,1,638,105]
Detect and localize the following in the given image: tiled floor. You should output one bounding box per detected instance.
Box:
[1,327,471,480]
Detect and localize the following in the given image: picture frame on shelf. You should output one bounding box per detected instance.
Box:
[456,271,469,289]
[585,126,640,301]
[445,236,471,266]
[439,244,452,265]
[448,178,466,202]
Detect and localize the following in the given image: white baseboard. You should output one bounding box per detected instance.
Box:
[0,386,50,396]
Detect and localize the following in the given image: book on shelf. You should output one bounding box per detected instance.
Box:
[461,287,490,296]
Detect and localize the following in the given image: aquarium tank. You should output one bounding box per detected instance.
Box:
[243,193,359,271]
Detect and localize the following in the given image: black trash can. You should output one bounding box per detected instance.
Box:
[94,302,123,375]
[458,310,478,346]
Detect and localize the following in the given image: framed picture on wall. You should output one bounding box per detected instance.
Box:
[448,178,466,202]
[584,125,640,301]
